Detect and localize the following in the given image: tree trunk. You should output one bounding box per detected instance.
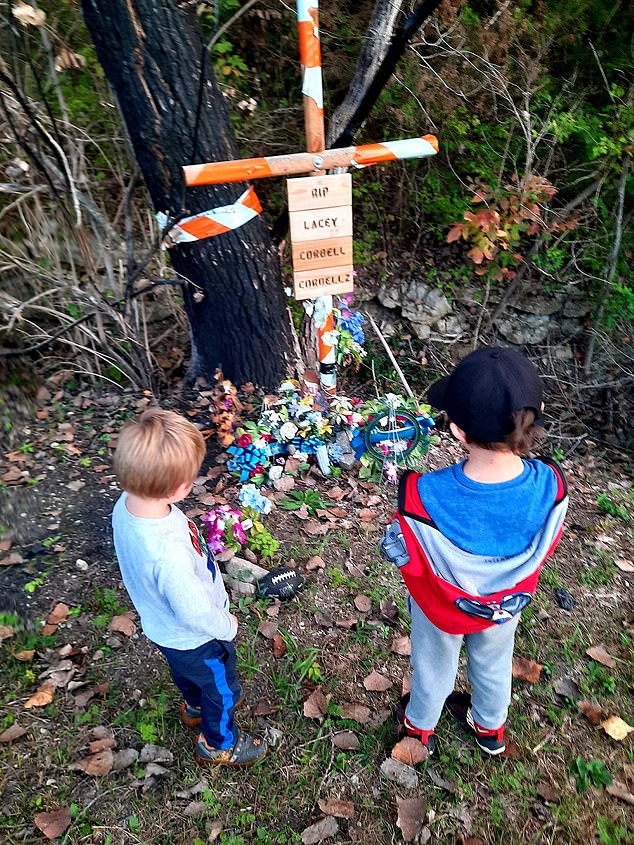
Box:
[80,0,295,388]
[327,0,404,146]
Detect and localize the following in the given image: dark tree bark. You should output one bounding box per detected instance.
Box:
[80,0,295,388]
[326,0,404,146]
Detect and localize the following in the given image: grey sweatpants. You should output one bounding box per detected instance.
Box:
[406,597,520,731]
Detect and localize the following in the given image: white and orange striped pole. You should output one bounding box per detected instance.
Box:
[183,136,439,186]
[297,0,337,395]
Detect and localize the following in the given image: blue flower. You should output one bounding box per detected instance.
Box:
[238,483,272,515]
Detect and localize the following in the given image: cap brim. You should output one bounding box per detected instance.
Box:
[427,376,450,411]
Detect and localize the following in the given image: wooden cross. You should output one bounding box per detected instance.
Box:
[182,0,438,394]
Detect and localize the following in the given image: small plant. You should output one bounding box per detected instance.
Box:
[597,491,631,522]
[24,572,48,594]
[447,176,572,282]
[278,489,329,516]
[570,756,612,792]
[597,815,631,845]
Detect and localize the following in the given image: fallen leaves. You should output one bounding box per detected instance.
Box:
[318,798,355,819]
[363,670,393,692]
[257,621,278,639]
[353,594,372,613]
[42,602,70,635]
[331,731,359,750]
[24,682,55,709]
[71,748,114,776]
[339,703,371,724]
[512,656,543,683]
[253,700,279,717]
[553,676,580,700]
[0,624,15,644]
[34,808,72,840]
[13,649,34,661]
[585,644,616,669]
[303,688,329,721]
[601,715,634,742]
[0,551,23,566]
[614,557,634,572]
[272,634,286,658]
[108,612,137,638]
[306,555,326,571]
[396,796,426,842]
[389,635,411,656]
[391,737,429,766]
[606,781,634,806]
[536,782,561,803]
[0,723,28,743]
[578,699,604,725]
[300,815,339,844]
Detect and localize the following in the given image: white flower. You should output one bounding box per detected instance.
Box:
[279,421,298,441]
[268,466,283,481]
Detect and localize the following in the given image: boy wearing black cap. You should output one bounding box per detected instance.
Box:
[381,347,568,755]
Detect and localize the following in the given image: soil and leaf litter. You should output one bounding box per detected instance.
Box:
[1,372,633,845]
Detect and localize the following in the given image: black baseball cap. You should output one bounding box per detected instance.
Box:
[427,347,544,443]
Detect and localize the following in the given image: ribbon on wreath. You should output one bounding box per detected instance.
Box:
[226,443,270,481]
[290,435,326,455]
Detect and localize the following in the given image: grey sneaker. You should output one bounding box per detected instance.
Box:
[195,729,268,767]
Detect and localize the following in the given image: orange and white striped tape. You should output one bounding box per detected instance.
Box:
[298,0,324,111]
[157,186,262,247]
[183,136,439,186]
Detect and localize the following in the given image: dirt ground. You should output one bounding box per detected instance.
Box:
[0,383,632,845]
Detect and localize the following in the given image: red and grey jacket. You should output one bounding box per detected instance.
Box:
[380,459,568,635]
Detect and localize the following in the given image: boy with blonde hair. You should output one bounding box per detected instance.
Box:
[112,408,267,767]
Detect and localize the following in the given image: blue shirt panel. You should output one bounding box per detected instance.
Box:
[417,458,557,556]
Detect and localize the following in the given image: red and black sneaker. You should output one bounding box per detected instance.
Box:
[445,691,506,756]
[396,693,436,755]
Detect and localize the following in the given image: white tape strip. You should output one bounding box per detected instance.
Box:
[297,0,315,23]
[302,66,324,109]
[382,138,438,160]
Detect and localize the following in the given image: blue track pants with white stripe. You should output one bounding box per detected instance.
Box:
[158,639,241,750]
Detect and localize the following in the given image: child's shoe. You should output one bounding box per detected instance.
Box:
[180,697,244,730]
[444,691,506,756]
[396,693,436,755]
[194,730,268,767]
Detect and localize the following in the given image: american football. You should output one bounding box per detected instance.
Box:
[257,567,306,600]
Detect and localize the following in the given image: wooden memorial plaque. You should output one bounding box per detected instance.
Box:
[287,173,354,300]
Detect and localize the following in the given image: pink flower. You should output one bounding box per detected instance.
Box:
[237,433,252,448]
[233,522,247,545]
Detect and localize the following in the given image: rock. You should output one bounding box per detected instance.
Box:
[141,762,171,793]
[379,757,419,789]
[553,345,574,360]
[334,431,356,471]
[378,279,452,334]
[401,282,451,328]
[377,283,402,310]
[559,318,583,338]
[554,587,575,611]
[563,297,591,318]
[111,748,139,771]
[224,557,269,583]
[75,559,89,571]
[139,744,174,765]
[223,576,256,596]
[263,726,284,746]
[496,313,552,345]
[432,315,465,338]
[514,292,564,316]
[183,800,207,818]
